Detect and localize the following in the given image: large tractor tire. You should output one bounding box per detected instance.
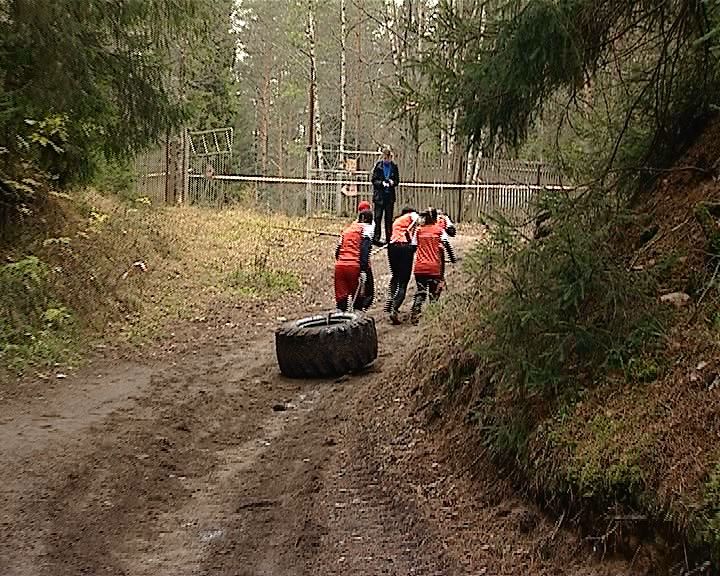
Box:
[275,312,378,379]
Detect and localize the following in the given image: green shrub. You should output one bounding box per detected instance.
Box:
[465,191,666,461]
[479,195,660,396]
[0,256,76,371]
[0,256,52,345]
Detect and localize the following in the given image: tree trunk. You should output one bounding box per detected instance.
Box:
[339,0,347,170]
[306,1,315,170]
[277,111,284,177]
[314,95,325,172]
[354,11,361,152]
[386,0,401,73]
[259,54,271,175]
[307,0,324,171]
[465,142,474,183]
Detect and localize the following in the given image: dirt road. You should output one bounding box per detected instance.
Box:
[0,233,636,576]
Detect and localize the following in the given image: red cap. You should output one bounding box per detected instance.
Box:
[357,200,371,212]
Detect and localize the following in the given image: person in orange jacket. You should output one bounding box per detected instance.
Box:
[410,207,457,323]
[334,207,374,312]
[383,206,420,324]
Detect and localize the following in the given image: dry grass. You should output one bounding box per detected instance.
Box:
[1,190,342,374]
[108,204,339,343]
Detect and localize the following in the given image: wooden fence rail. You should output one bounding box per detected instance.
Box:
[185,175,571,224]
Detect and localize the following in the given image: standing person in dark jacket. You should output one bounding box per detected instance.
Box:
[370,146,400,246]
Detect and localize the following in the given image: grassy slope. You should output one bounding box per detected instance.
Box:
[0,190,339,379]
[411,121,720,565]
[531,123,720,554]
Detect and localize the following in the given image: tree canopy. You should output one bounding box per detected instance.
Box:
[0,0,239,196]
[419,0,720,182]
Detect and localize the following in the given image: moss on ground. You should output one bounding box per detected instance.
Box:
[408,123,720,562]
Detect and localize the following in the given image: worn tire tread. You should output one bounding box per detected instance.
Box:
[275,312,377,379]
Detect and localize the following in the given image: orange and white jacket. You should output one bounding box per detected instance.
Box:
[414,223,457,276]
[389,212,420,244]
[438,213,456,237]
[335,221,374,270]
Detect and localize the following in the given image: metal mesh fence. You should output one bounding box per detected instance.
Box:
[187,128,234,206]
[314,146,566,186]
[133,147,167,204]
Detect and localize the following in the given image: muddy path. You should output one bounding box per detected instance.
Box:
[0,233,637,576]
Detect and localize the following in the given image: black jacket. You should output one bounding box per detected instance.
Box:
[371,160,400,204]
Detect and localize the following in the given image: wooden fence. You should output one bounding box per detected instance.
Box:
[317,147,565,187]
[134,138,567,223]
[199,175,566,224]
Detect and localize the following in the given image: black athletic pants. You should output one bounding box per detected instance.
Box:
[384,243,416,313]
[373,200,394,244]
[411,274,443,316]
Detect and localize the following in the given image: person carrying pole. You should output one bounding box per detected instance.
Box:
[437,209,457,237]
[437,209,457,281]
[410,207,457,324]
[334,208,374,312]
[370,146,400,246]
[355,200,375,310]
[383,206,420,324]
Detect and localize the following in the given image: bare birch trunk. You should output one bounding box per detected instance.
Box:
[465,143,474,183]
[339,0,347,169]
[277,110,284,177]
[354,18,361,151]
[314,95,325,171]
[308,0,325,171]
[386,0,401,72]
[472,148,483,183]
[259,54,271,175]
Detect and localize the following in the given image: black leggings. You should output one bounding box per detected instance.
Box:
[411,274,443,315]
[385,243,416,313]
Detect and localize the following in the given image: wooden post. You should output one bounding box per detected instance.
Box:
[164,129,171,204]
[457,186,464,223]
[454,144,466,222]
[336,173,343,216]
[182,128,190,204]
[305,146,313,217]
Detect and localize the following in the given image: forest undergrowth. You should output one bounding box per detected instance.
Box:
[0,191,337,379]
